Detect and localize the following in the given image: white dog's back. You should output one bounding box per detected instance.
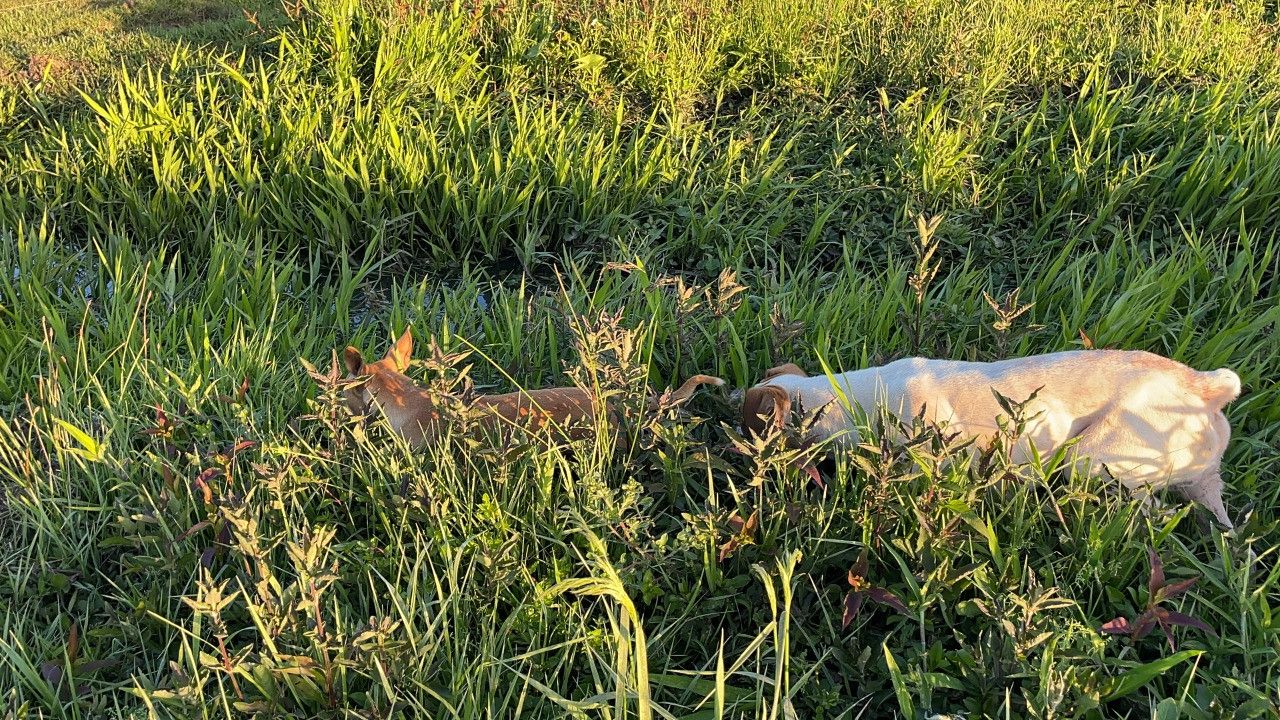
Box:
[749,350,1241,526]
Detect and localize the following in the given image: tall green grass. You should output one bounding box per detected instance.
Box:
[2,0,1278,266]
[1,0,1278,717]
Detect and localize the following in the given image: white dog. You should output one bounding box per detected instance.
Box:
[740,350,1241,527]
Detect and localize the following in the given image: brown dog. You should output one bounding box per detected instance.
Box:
[341,328,724,449]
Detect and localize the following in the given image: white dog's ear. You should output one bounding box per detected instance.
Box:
[385,327,414,371]
[763,363,807,380]
[741,385,793,438]
[342,346,365,376]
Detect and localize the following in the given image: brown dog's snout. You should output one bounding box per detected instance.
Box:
[341,378,372,416]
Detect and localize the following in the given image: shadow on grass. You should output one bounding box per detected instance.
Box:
[108,0,257,33]
[1,0,283,90]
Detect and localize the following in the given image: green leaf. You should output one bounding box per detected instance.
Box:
[645,672,755,703]
[42,572,71,592]
[883,643,916,718]
[1154,698,1180,720]
[1101,650,1202,701]
[54,418,107,462]
[575,54,606,73]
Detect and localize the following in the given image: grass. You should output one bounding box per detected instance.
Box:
[0,0,283,96]
[0,0,1278,717]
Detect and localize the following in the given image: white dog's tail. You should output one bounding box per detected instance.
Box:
[1196,368,1241,410]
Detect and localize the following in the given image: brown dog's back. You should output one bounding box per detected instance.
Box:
[338,328,723,449]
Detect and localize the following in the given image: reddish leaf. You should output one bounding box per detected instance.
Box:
[40,659,73,700]
[193,468,223,504]
[161,464,176,489]
[200,546,215,568]
[719,511,757,563]
[726,510,757,534]
[141,406,174,437]
[1131,612,1158,640]
[1078,328,1095,349]
[717,539,738,564]
[40,662,63,689]
[849,549,869,583]
[1163,611,1218,638]
[213,439,258,464]
[797,463,825,489]
[66,622,79,665]
[1100,616,1131,635]
[842,591,864,629]
[174,521,211,544]
[1157,577,1199,602]
[1148,548,1165,596]
[193,479,213,505]
[218,377,251,404]
[866,587,909,615]
[216,522,232,548]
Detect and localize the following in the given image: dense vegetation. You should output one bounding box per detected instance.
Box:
[0,0,1277,716]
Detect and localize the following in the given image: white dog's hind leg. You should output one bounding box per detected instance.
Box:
[1178,473,1233,529]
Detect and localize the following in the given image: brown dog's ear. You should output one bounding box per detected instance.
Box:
[741,385,793,438]
[763,363,807,380]
[385,327,413,371]
[343,346,365,376]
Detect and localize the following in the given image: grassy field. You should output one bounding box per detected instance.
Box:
[0,0,283,96]
[1,0,1278,717]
